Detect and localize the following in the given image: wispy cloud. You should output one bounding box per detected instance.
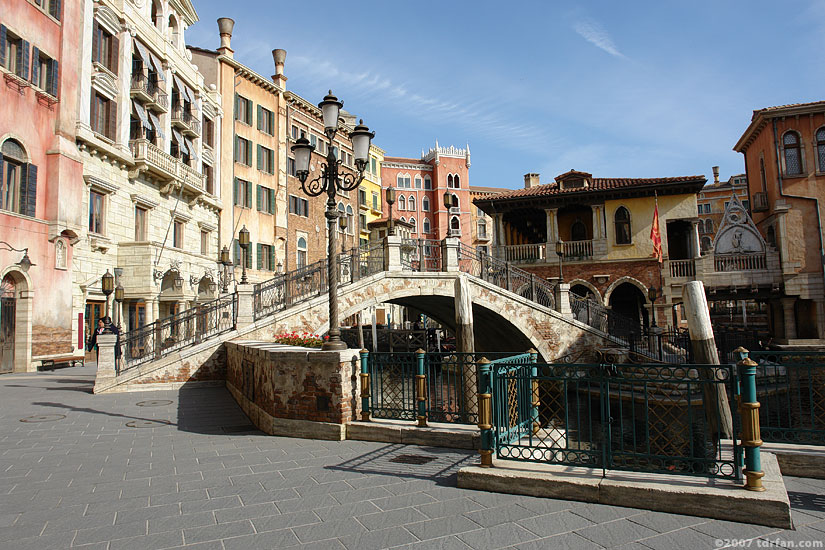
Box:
[573,18,625,58]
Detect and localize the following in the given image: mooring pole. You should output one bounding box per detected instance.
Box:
[477,357,493,467]
[415,348,427,427]
[359,349,370,421]
[735,347,765,491]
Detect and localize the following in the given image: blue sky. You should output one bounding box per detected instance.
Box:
[186,1,825,190]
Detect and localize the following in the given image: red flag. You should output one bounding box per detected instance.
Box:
[650,194,662,264]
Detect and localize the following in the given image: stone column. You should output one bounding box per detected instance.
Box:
[455,275,477,418]
[781,297,797,340]
[384,235,403,272]
[591,205,602,239]
[545,208,558,261]
[492,214,505,260]
[93,334,118,394]
[691,221,701,259]
[554,283,572,317]
[236,285,255,328]
[441,237,460,272]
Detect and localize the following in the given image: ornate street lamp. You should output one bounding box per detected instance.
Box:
[648,285,659,328]
[101,270,114,327]
[114,283,124,330]
[0,241,35,272]
[291,90,374,350]
[385,186,396,236]
[555,240,565,283]
[443,192,458,237]
[238,226,251,285]
[219,245,232,293]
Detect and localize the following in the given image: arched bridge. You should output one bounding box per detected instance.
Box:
[96,238,653,393]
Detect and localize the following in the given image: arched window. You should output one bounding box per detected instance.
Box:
[570,220,587,241]
[398,196,406,210]
[447,174,454,188]
[453,174,460,188]
[151,0,162,29]
[408,196,416,211]
[409,217,417,234]
[760,157,767,191]
[817,128,825,173]
[614,206,631,245]
[337,202,345,233]
[346,205,354,235]
[296,237,307,268]
[423,218,431,234]
[705,219,714,233]
[414,175,422,189]
[168,15,180,48]
[701,236,712,254]
[450,216,461,235]
[397,174,404,188]
[399,216,406,224]
[783,131,802,175]
[449,194,459,211]
[422,196,430,211]
[767,225,776,247]
[1,139,34,216]
[424,176,432,189]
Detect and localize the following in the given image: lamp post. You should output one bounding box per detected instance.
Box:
[385,186,396,236]
[291,90,374,351]
[114,283,124,331]
[648,285,659,328]
[0,241,35,272]
[555,240,565,283]
[101,270,114,329]
[238,226,250,285]
[219,245,232,293]
[443,192,457,237]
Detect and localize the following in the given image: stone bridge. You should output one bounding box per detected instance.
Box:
[93,237,614,393]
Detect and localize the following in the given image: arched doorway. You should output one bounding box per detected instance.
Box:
[570,283,596,301]
[1,275,15,372]
[608,282,649,329]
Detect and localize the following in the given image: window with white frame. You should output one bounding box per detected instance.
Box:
[296,235,307,268]
[422,196,430,211]
[410,217,416,234]
[398,195,406,210]
[414,175,422,189]
[783,131,803,175]
[346,205,354,234]
[424,176,432,189]
[408,195,416,211]
[423,218,431,234]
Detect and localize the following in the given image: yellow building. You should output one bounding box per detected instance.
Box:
[358,144,385,246]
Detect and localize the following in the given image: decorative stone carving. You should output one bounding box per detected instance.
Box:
[714,194,765,255]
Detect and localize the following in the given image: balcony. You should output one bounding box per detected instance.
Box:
[179,161,205,192]
[753,192,769,212]
[131,72,168,113]
[714,253,766,272]
[669,258,695,279]
[171,105,201,136]
[130,139,204,194]
[500,243,545,263]
[560,239,593,260]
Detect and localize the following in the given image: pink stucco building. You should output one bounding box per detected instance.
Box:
[1,0,84,372]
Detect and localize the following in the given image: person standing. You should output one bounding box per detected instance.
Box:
[86,319,106,362]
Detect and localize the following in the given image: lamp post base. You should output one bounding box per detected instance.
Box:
[321,340,348,351]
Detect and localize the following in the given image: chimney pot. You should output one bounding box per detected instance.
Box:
[524,173,540,189]
[272,49,286,75]
[712,165,720,184]
[217,18,235,56]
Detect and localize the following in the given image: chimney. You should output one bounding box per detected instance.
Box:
[217,18,235,57]
[524,173,540,189]
[712,166,720,184]
[271,49,287,87]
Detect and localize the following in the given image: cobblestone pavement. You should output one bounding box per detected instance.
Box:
[1,366,824,549]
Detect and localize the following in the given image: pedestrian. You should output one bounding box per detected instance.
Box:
[86,319,105,362]
[104,316,122,366]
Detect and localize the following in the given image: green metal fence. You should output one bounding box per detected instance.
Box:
[749,351,825,446]
[367,351,518,424]
[489,359,741,480]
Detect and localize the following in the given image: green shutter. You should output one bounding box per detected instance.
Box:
[246,179,252,207]
[256,185,262,211]
[246,244,253,269]
[233,136,239,162]
[268,245,275,271]
[256,144,262,170]
[268,113,274,135]
[0,26,7,68]
[233,178,239,205]
[24,164,37,218]
[233,239,240,265]
[48,59,58,97]
[257,104,262,130]
[256,243,262,270]
[269,187,276,214]
[234,94,239,120]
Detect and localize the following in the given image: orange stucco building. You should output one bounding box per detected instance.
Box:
[734,100,825,343]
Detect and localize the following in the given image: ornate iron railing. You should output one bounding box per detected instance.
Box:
[119,293,236,372]
[568,292,642,345]
[490,359,740,479]
[341,328,430,353]
[458,243,555,310]
[749,351,825,445]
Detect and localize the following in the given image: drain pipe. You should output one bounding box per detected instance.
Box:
[771,119,825,328]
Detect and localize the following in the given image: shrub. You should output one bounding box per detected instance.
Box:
[273,332,324,348]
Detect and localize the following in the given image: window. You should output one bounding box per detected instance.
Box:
[233,178,252,208]
[91,92,116,140]
[235,94,252,125]
[422,196,430,211]
[449,194,459,212]
[257,145,275,174]
[450,216,460,235]
[477,245,489,256]
[398,196,406,210]
[817,128,825,172]
[571,220,587,241]
[697,204,702,216]
[296,236,307,268]
[291,125,299,140]
[359,213,366,229]
[397,174,411,188]
[447,174,453,188]
[370,157,376,175]
[423,218,431,234]
[203,163,214,195]
[92,21,118,74]
[89,190,104,234]
[337,202,345,233]
[32,48,58,97]
[760,157,767,192]
[414,175,422,189]
[287,157,296,177]
[424,176,432,189]
[705,219,714,233]
[743,200,749,211]
[235,136,251,165]
[701,236,712,253]
[257,243,274,271]
[257,106,275,135]
[1,139,36,217]
[767,225,776,247]
[447,174,460,188]
[135,206,147,241]
[358,187,367,207]
[34,0,62,20]
[257,185,275,214]
[202,117,214,148]
[1,28,30,79]
[724,201,729,211]
[173,220,183,248]
[346,205,354,234]
[289,194,308,217]
[704,204,711,214]
[410,217,417,234]
[200,230,209,255]
[614,206,631,244]
[408,196,416,211]
[372,192,379,211]
[310,134,317,149]
[477,220,487,239]
[783,131,803,175]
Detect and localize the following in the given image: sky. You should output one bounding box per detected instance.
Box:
[185,0,825,191]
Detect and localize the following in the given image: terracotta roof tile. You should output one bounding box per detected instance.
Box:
[475,176,706,201]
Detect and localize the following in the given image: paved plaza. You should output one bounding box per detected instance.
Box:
[1,366,824,549]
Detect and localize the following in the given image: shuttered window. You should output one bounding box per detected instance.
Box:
[92,21,118,74]
[0,27,29,79]
[91,92,116,140]
[1,141,37,218]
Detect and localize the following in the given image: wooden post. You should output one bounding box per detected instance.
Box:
[683,281,734,440]
[455,275,477,420]
[359,349,370,421]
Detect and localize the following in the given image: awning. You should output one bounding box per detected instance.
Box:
[148,110,164,140]
[183,86,196,104]
[173,75,185,94]
[172,129,188,155]
[134,40,151,67]
[149,53,165,80]
[185,138,197,163]
[132,101,152,131]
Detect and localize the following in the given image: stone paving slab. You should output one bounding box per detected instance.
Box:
[0,365,823,549]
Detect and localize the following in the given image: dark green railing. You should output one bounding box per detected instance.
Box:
[749,351,825,446]
[489,360,740,479]
[367,351,519,424]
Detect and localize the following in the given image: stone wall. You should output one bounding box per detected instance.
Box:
[226,343,361,425]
